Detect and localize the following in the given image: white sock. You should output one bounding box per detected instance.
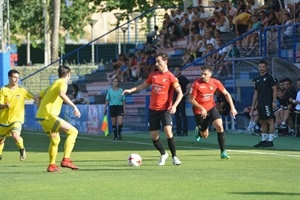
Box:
[262,133,268,141]
[268,134,274,141]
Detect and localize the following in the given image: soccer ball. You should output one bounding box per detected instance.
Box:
[127,153,142,167]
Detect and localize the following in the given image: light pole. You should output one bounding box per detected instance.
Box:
[131,12,141,47]
[114,12,122,56]
[121,26,128,54]
[89,19,97,65]
[43,0,48,66]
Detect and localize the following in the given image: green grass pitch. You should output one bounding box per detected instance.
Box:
[0,130,299,200]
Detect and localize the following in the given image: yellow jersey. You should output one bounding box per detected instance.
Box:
[36,79,67,120]
[0,85,34,124]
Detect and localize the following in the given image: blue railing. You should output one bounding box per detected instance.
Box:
[182,23,300,70]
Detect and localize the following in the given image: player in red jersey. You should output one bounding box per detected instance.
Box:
[123,53,183,166]
[189,66,237,159]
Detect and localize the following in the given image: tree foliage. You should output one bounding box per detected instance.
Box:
[9,0,183,56]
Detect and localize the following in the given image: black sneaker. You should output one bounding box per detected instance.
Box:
[253,141,266,148]
[0,155,2,161]
[262,141,274,147]
[20,148,26,161]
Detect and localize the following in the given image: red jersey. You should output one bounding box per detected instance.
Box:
[146,71,179,111]
[190,78,225,114]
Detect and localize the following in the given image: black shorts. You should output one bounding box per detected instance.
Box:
[233,24,248,35]
[109,105,124,117]
[257,105,274,120]
[194,107,221,131]
[148,109,172,131]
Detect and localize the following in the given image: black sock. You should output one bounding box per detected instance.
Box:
[217,132,226,153]
[112,125,117,138]
[152,138,165,155]
[167,137,176,157]
[117,125,123,137]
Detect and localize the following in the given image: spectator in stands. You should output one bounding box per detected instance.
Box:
[108,54,128,83]
[216,10,231,33]
[104,78,126,140]
[164,18,182,48]
[196,34,206,57]
[283,77,297,134]
[181,12,191,36]
[198,5,212,20]
[223,42,240,76]
[189,66,237,159]
[274,88,291,129]
[173,67,191,136]
[198,21,207,37]
[215,38,231,77]
[226,1,238,27]
[180,34,201,66]
[70,84,85,104]
[289,79,300,111]
[251,60,277,148]
[243,14,262,55]
[203,43,218,69]
[236,0,247,14]
[232,12,252,49]
[205,31,218,49]
[146,25,159,46]
[189,15,200,35]
[126,53,138,82]
[122,52,183,166]
[282,13,294,45]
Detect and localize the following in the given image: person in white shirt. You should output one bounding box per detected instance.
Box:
[198,6,212,20]
[290,79,300,111]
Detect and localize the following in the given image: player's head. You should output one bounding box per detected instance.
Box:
[258,60,267,75]
[156,53,169,72]
[200,66,213,83]
[8,69,20,86]
[58,65,71,79]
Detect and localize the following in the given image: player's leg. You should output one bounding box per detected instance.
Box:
[194,114,210,141]
[149,110,168,165]
[210,107,230,159]
[59,119,79,170]
[116,106,124,140]
[0,136,6,160]
[10,122,26,161]
[110,106,118,140]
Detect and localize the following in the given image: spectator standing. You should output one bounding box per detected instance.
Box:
[189,66,237,159]
[251,60,277,148]
[173,67,191,136]
[0,69,35,161]
[104,78,126,140]
[35,66,81,172]
[122,53,183,166]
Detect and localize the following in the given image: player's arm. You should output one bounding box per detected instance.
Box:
[222,89,237,117]
[122,82,149,94]
[172,83,183,108]
[34,94,41,108]
[59,91,81,118]
[271,85,277,109]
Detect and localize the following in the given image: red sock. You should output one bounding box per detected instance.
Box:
[62,158,70,162]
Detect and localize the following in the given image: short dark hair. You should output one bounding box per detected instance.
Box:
[156,52,168,61]
[8,69,19,77]
[58,65,71,78]
[201,66,213,72]
[259,60,267,66]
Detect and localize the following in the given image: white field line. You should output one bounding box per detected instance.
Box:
[27,132,300,158]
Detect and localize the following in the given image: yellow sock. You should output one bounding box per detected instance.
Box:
[49,135,61,164]
[64,127,78,158]
[14,136,24,149]
[0,142,4,155]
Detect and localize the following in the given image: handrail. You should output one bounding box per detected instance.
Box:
[21,7,158,82]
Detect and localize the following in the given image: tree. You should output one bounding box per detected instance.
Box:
[9,0,184,63]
